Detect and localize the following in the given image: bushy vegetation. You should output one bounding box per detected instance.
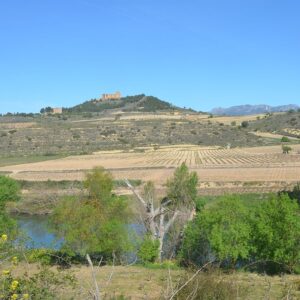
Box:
[0,235,76,299]
[0,176,20,208]
[282,144,292,154]
[180,193,300,273]
[65,94,178,113]
[50,168,132,260]
[0,176,19,238]
[138,235,160,264]
[2,167,300,298]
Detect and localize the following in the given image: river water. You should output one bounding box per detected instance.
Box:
[13,214,62,249]
[13,214,143,250]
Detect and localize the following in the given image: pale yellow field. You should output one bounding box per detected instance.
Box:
[1,145,300,188]
[204,114,271,125]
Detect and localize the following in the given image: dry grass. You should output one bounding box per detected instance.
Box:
[205,114,269,125]
[0,122,37,129]
[9,264,300,299]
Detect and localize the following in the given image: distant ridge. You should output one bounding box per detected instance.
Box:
[211,104,299,116]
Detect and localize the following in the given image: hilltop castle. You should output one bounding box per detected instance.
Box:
[101,91,121,101]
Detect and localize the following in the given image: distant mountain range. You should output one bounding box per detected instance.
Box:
[211,104,299,116]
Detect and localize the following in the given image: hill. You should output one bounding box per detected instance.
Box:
[211,104,299,116]
[65,94,191,113]
[248,110,300,138]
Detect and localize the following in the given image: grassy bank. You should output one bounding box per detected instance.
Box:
[9,263,300,299]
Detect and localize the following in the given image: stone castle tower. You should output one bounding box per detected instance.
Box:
[101,91,121,101]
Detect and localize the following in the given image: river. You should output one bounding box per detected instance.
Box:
[13,214,144,250]
[13,214,62,249]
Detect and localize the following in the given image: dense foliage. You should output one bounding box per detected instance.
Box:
[0,176,20,208]
[0,176,19,238]
[138,235,160,263]
[50,168,131,259]
[253,193,300,271]
[166,162,198,208]
[180,193,300,272]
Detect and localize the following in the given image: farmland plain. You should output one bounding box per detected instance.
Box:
[2,144,300,195]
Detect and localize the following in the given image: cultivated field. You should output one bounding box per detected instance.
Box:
[2,144,300,194]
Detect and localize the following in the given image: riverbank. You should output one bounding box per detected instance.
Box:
[6,179,141,215]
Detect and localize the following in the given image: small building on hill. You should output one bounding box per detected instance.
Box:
[101,91,121,101]
[52,107,63,114]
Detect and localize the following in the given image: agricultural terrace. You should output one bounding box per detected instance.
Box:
[1,144,300,194]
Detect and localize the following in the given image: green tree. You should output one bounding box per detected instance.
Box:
[280,183,300,206]
[40,107,53,114]
[282,144,292,154]
[0,176,20,208]
[84,167,114,201]
[126,164,199,262]
[50,168,131,258]
[253,193,300,271]
[166,162,198,208]
[138,235,160,263]
[241,121,249,128]
[180,196,253,267]
[0,176,19,238]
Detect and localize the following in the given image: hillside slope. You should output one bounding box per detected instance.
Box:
[248,110,300,137]
[66,94,189,113]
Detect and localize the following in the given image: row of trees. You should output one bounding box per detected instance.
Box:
[48,164,199,264]
[1,165,300,274]
[49,164,300,274]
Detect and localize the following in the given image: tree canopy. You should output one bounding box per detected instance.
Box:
[0,176,20,208]
[180,193,300,272]
[166,162,198,208]
[50,167,131,258]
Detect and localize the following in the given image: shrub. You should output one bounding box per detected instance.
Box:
[180,196,252,267]
[27,248,54,265]
[0,176,20,208]
[166,162,198,207]
[252,193,300,272]
[138,235,159,263]
[241,121,249,128]
[281,136,290,142]
[180,193,300,273]
[282,145,292,154]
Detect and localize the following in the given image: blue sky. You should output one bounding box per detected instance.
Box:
[0,0,299,113]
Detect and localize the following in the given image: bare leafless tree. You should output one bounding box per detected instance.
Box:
[125,179,192,262]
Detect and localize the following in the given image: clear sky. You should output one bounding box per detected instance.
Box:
[0,0,299,113]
